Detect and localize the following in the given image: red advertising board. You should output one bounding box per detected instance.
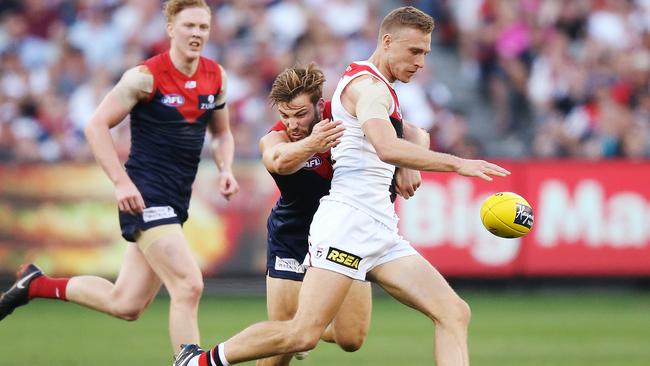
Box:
[398,161,650,277]
[1,161,649,278]
[521,161,650,276]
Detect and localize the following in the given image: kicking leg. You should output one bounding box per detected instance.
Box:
[256,276,302,366]
[191,268,353,365]
[368,255,470,366]
[321,280,372,352]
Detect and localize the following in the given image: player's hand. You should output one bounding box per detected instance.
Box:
[307,119,345,152]
[219,170,239,201]
[395,168,421,199]
[456,159,511,181]
[115,177,145,215]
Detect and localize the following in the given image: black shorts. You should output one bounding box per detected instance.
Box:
[266,231,309,282]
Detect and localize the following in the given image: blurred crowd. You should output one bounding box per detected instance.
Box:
[450,0,650,159]
[0,0,648,163]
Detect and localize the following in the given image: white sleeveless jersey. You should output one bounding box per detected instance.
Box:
[323,61,404,229]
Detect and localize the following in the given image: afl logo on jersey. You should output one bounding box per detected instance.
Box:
[161,94,185,107]
[304,155,322,169]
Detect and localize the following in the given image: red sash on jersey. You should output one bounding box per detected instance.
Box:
[343,63,402,122]
[342,62,403,202]
[142,51,223,123]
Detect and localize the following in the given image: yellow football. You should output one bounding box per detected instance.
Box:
[480,192,534,238]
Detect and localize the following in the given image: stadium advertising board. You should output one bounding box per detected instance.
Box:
[0,163,270,277]
[1,161,649,278]
[520,161,650,276]
[398,161,650,277]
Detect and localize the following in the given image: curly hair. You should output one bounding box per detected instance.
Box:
[269,63,325,106]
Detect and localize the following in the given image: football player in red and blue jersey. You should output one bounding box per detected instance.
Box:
[0,0,237,354]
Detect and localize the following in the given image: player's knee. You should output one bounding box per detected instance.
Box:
[435,298,471,328]
[108,290,149,321]
[452,299,471,326]
[112,302,147,321]
[335,327,367,352]
[337,335,365,352]
[115,309,142,321]
[286,323,321,353]
[187,278,204,299]
[171,276,204,305]
[183,279,204,304]
[292,333,320,353]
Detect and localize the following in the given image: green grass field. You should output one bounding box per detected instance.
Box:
[1,291,649,365]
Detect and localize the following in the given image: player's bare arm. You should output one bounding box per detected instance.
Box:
[84,65,153,214]
[260,119,344,175]
[344,76,510,181]
[366,117,509,181]
[208,66,239,200]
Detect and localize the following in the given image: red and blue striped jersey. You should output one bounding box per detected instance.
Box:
[125,51,224,218]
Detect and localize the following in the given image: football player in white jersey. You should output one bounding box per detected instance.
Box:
[174,6,509,366]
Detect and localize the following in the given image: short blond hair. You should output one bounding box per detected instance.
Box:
[269,63,325,106]
[163,0,211,23]
[380,6,434,35]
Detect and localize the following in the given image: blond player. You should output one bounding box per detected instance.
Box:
[0,0,238,354]
[174,6,509,366]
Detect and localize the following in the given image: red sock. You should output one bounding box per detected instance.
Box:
[28,276,69,301]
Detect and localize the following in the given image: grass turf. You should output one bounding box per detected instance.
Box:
[0,291,648,365]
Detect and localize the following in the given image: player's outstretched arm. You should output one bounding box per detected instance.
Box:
[364,121,509,181]
[208,65,239,200]
[259,119,344,175]
[84,66,151,214]
[345,78,509,181]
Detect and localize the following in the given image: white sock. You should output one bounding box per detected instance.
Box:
[218,343,231,366]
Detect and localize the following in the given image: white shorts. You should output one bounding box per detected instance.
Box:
[305,200,418,280]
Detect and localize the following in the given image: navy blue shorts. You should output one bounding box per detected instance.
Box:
[119,204,186,242]
[119,169,191,242]
[266,232,309,282]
